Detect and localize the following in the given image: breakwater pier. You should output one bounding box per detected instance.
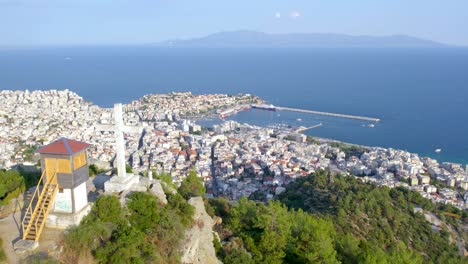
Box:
[276,106,381,122]
[296,123,323,132]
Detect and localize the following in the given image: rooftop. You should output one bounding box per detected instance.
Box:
[36,137,90,155]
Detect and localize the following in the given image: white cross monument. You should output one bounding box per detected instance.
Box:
[104,103,141,193]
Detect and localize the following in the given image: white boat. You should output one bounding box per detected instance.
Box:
[435,148,442,153]
[296,118,302,122]
[368,124,375,128]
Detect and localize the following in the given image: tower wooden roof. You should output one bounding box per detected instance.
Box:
[36,138,90,155]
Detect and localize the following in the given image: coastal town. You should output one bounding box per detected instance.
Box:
[0,89,466,210]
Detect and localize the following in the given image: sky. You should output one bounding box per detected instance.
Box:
[0,0,467,47]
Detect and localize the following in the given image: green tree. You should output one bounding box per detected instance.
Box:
[178,169,205,199]
[127,192,160,232]
[388,242,423,264]
[253,201,292,263]
[153,170,176,189]
[166,193,195,227]
[85,195,125,225]
[0,170,25,206]
[223,248,254,264]
[286,209,338,264]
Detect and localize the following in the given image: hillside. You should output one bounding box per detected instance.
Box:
[208,171,466,263]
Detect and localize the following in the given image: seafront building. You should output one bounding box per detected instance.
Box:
[0,90,466,210]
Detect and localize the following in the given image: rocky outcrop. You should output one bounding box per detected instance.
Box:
[148,180,167,205]
[181,197,222,264]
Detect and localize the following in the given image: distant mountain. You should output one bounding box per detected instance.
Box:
[153,30,447,48]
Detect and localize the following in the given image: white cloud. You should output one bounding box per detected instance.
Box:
[291,10,301,19]
[275,12,281,19]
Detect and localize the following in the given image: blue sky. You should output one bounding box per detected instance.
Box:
[0,0,467,46]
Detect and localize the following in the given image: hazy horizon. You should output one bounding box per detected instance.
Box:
[0,30,465,50]
[1,0,467,47]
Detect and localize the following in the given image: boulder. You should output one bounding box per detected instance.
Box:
[148,180,168,205]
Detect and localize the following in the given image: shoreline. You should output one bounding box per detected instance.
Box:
[1,89,466,167]
[196,114,467,167]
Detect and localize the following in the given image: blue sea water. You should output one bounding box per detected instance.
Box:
[0,47,467,164]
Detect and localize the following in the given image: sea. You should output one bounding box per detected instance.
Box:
[1,47,467,165]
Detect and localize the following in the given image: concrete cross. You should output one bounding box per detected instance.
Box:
[114,103,127,178]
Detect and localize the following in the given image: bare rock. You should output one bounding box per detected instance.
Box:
[148,180,168,205]
[160,181,177,195]
[13,239,39,253]
[213,216,222,225]
[181,197,222,264]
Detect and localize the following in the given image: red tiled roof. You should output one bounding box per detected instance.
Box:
[36,138,90,155]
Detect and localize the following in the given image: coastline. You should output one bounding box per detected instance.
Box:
[0,89,466,210]
[197,112,467,167]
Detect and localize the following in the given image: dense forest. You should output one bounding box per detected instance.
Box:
[209,171,467,264]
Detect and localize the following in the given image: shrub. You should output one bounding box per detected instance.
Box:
[0,170,25,206]
[88,164,107,176]
[127,192,160,232]
[61,221,113,263]
[86,195,125,224]
[178,169,205,199]
[95,225,157,264]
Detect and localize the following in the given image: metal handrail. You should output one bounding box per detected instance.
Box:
[21,170,57,240]
[21,170,46,237]
[33,183,58,241]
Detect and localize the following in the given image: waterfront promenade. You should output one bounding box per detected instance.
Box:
[276,106,381,122]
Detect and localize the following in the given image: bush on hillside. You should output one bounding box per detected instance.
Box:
[178,169,205,199]
[0,170,25,206]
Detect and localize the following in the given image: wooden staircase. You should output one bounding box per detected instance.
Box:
[21,170,58,241]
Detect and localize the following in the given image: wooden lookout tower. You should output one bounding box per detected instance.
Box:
[21,138,90,241]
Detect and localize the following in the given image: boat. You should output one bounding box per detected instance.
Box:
[368,124,375,128]
[435,148,442,153]
[296,118,302,122]
[251,104,276,111]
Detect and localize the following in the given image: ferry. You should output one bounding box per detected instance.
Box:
[218,104,251,119]
[251,104,276,111]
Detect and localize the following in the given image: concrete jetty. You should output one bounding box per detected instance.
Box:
[296,123,323,132]
[276,106,380,122]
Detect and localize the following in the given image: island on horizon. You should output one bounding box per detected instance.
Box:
[152,30,451,48]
